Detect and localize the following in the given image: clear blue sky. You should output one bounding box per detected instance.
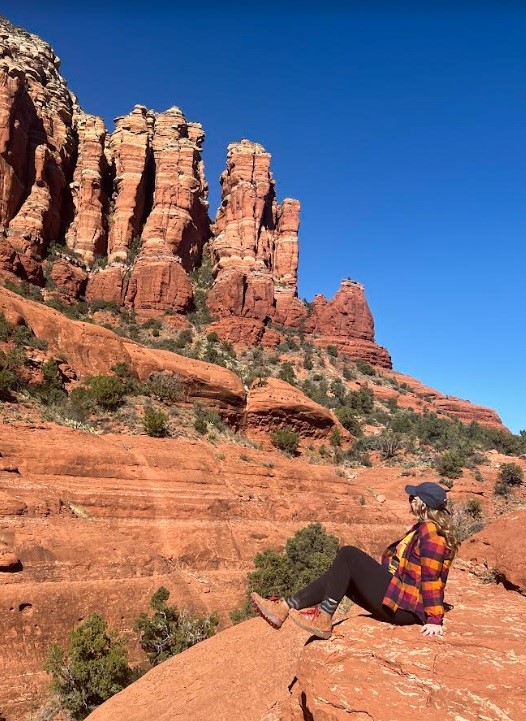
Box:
[3,2,525,433]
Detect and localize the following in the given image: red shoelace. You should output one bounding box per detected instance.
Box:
[298,607,321,619]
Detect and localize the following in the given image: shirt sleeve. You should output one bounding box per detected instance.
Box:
[419,524,447,625]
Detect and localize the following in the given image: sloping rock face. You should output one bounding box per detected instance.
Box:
[307,279,391,367]
[0,17,76,277]
[208,140,307,335]
[0,286,245,420]
[461,509,526,593]
[85,565,526,721]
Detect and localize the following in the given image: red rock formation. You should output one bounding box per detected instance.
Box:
[246,377,345,440]
[85,265,127,305]
[306,279,392,368]
[65,111,108,262]
[48,257,87,300]
[461,509,526,594]
[0,424,398,719]
[0,18,76,254]
[208,140,306,330]
[124,256,193,316]
[107,105,154,263]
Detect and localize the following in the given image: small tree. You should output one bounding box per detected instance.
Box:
[278,361,296,385]
[498,463,523,486]
[44,613,132,720]
[143,405,168,437]
[135,587,218,667]
[271,426,300,455]
[232,523,339,622]
[436,450,464,479]
[88,375,127,410]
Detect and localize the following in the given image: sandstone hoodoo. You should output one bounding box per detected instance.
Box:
[208,140,306,337]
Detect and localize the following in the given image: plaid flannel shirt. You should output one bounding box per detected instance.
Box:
[381,520,452,625]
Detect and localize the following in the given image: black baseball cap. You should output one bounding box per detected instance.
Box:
[405,482,448,510]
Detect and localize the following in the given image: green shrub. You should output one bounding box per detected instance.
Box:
[465,498,482,518]
[194,403,225,433]
[194,417,207,434]
[335,407,363,436]
[345,386,374,415]
[0,368,17,400]
[303,353,313,371]
[373,430,405,460]
[44,613,132,720]
[278,361,296,386]
[327,345,338,358]
[232,523,339,623]
[143,406,168,437]
[11,325,48,350]
[135,587,218,667]
[330,378,347,402]
[67,387,97,422]
[88,375,127,410]
[0,312,11,341]
[33,359,66,406]
[145,372,183,402]
[329,427,341,448]
[271,426,300,455]
[435,451,464,479]
[451,501,484,541]
[355,359,376,376]
[206,331,219,344]
[498,463,523,486]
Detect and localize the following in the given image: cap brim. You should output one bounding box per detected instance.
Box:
[404,485,418,496]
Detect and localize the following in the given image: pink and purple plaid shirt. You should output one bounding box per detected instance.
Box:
[381,520,452,625]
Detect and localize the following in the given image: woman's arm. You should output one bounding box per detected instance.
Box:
[419,524,447,626]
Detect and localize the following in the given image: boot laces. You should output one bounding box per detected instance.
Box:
[300,606,321,619]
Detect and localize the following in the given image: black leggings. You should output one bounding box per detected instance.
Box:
[291,545,420,626]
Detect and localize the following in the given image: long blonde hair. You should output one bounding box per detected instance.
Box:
[413,497,459,557]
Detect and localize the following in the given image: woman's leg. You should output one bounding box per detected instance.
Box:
[291,545,419,626]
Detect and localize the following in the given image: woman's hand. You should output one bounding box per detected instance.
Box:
[420,623,444,637]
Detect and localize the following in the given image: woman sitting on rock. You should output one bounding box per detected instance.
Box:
[251,481,457,640]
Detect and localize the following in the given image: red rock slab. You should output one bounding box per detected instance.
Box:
[284,565,526,721]
[87,618,304,721]
[246,377,339,438]
[460,509,526,594]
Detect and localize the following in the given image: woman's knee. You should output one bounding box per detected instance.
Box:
[336,545,360,561]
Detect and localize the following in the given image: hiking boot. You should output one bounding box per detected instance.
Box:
[251,593,289,629]
[289,606,332,639]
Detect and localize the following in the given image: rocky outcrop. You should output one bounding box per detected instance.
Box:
[0,17,76,261]
[107,105,153,264]
[65,111,108,262]
[208,140,307,336]
[0,285,246,419]
[246,377,345,440]
[461,509,526,593]
[307,279,392,368]
[85,565,526,721]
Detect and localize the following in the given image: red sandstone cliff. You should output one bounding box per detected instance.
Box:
[0,18,391,363]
